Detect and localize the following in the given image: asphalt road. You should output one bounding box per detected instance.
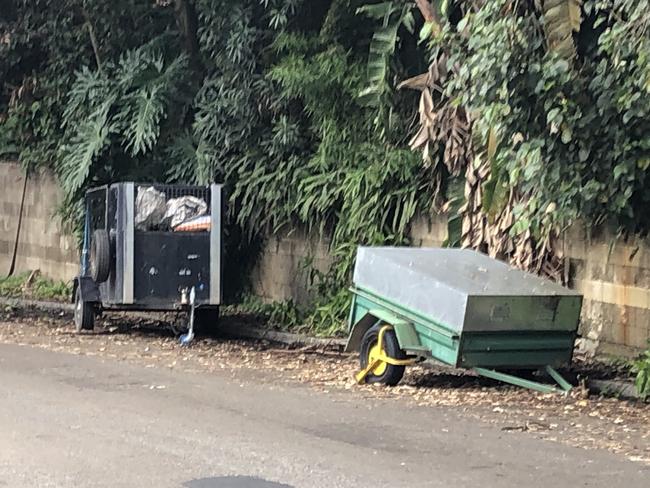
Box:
[0,343,647,488]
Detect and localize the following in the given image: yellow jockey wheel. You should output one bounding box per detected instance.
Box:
[358,324,409,386]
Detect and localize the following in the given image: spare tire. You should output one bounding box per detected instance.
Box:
[90,229,111,283]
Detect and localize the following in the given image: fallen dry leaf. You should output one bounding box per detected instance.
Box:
[0,307,648,464]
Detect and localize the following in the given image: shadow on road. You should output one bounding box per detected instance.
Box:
[185,477,293,488]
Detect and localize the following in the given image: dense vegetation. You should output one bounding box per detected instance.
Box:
[414,0,650,279]
[1,1,649,338]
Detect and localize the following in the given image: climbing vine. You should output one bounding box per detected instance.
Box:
[400,0,650,280]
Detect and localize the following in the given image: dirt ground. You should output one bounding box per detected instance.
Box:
[0,306,648,465]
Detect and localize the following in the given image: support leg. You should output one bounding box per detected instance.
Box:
[473,367,566,394]
[544,365,573,392]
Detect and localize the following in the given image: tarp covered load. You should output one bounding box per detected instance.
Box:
[135,187,209,231]
[134,187,167,230]
[163,196,208,228]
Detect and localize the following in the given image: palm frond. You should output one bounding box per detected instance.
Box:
[158,54,189,93]
[118,84,167,156]
[116,50,189,156]
[165,132,215,184]
[358,2,415,108]
[58,104,113,194]
[357,1,400,20]
[62,66,113,128]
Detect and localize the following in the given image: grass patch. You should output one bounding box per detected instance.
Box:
[0,271,71,302]
[632,342,650,400]
[223,295,304,331]
[222,293,348,338]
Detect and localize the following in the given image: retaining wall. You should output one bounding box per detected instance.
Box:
[0,162,647,352]
[0,162,78,282]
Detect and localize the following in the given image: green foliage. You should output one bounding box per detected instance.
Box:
[219,28,430,333]
[0,274,29,298]
[58,44,190,195]
[58,104,114,195]
[357,2,415,116]
[222,294,305,331]
[168,0,266,185]
[632,344,650,399]
[6,0,649,341]
[429,0,650,245]
[0,272,71,302]
[260,0,302,30]
[0,0,176,168]
[0,0,425,335]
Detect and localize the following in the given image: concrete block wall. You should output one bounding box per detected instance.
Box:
[562,225,650,353]
[251,228,333,304]
[0,162,78,282]
[409,214,449,248]
[249,214,449,304]
[0,161,648,352]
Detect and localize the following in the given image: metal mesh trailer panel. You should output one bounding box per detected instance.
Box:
[81,182,223,311]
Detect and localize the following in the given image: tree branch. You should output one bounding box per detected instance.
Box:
[174,0,203,75]
[414,0,442,25]
[82,8,102,73]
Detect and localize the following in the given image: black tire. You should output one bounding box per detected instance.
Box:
[74,287,95,332]
[359,324,406,386]
[194,307,220,335]
[90,229,111,283]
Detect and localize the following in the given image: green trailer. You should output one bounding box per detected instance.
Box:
[346,247,582,393]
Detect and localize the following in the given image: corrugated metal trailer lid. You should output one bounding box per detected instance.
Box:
[354,247,578,297]
[353,247,581,332]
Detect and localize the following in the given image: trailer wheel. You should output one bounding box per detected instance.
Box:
[74,287,95,332]
[90,229,111,283]
[359,324,406,386]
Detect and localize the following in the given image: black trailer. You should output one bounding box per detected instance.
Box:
[73,182,223,335]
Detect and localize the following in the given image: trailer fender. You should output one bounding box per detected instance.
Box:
[346,308,421,353]
[72,276,101,304]
[345,313,379,353]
